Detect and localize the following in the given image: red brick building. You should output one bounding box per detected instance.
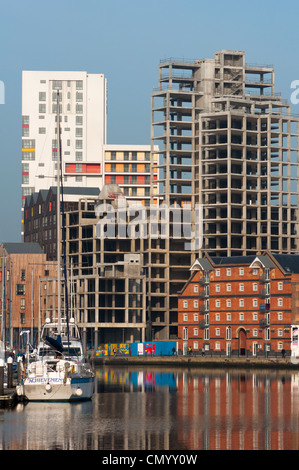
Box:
[0,242,57,351]
[178,252,299,357]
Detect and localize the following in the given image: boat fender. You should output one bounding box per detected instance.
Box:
[45,383,52,392]
[75,388,83,396]
[16,385,23,396]
[70,365,75,374]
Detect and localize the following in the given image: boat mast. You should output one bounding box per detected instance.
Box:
[56,90,61,336]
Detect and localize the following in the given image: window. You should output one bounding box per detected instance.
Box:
[278,342,283,350]
[227,313,231,321]
[226,284,231,292]
[215,342,221,350]
[265,328,270,340]
[215,313,220,321]
[278,329,283,337]
[278,312,283,321]
[278,282,283,291]
[216,284,220,293]
[76,128,83,138]
[76,116,83,125]
[183,301,188,309]
[239,299,244,307]
[39,92,46,101]
[253,283,258,291]
[253,268,258,276]
[20,312,25,324]
[239,283,244,292]
[239,313,244,321]
[226,299,231,307]
[278,298,283,307]
[253,299,258,307]
[16,284,25,295]
[194,285,198,293]
[76,80,83,90]
[216,269,220,277]
[194,314,198,322]
[253,313,258,321]
[39,127,46,134]
[76,152,83,161]
[194,329,198,336]
[183,314,188,321]
[20,298,25,310]
[216,328,220,336]
[20,269,26,281]
[216,300,220,308]
[253,329,258,337]
[183,327,188,340]
[226,327,231,340]
[239,268,244,276]
[194,300,198,308]
[204,328,209,340]
[226,268,231,276]
[39,104,46,113]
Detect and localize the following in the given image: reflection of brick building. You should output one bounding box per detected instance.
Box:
[178,252,299,357]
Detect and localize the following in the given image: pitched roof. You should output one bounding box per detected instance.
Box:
[3,242,43,254]
[272,254,299,274]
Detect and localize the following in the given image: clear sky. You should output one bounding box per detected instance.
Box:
[0,0,299,242]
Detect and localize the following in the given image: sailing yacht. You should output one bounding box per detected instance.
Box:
[16,91,95,402]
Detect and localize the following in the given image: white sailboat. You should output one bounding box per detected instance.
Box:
[16,91,95,402]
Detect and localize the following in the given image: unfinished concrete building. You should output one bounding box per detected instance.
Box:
[149,49,299,339]
[63,186,147,347]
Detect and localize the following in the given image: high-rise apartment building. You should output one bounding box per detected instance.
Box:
[149,50,299,340]
[21,70,107,234]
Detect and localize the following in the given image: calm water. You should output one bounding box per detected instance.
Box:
[1,365,299,450]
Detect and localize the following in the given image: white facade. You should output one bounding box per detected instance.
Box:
[21,71,107,207]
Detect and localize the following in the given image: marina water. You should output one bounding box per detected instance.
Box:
[1,365,299,450]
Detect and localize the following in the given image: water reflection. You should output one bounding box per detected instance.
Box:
[1,366,299,450]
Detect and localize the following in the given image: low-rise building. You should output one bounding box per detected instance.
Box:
[178,252,299,357]
[0,242,57,351]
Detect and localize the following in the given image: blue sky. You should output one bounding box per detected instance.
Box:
[0,0,299,242]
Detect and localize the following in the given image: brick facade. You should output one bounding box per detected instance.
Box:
[178,253,299,357]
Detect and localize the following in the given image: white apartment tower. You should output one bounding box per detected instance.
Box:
[21,71,107,230]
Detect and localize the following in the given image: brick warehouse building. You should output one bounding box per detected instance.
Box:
[178,252,299,357]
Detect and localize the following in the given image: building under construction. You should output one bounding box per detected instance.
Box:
[149,50,299,339]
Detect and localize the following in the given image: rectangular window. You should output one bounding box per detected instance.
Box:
[253,283,258,291]
[20,269,26,281]
[39,103,46,113]
[16,284,25,295]
[194,300,198,308]
[239,299,244,307]
[194,314,198,322]
[278,282,283,291]
[183,301,188,309]
[216,300,220,308]
[183,314,188,321]
[216,328,220,336]
[226,268,231,276]
[183,327,188,340]
[239,313,244,321]
[227,284,231,292]
[216,269,220,277]
[39,92,46,101]
[239,268,244,276]
[226,299,231,307]
[216,284,220,293]
[20,298,25,310]
[194,285,198,293]
[194,329,198,336]
[239,283,244,292]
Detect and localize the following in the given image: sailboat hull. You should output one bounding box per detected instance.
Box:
[17,375,95,402]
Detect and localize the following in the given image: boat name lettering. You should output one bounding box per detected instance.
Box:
[28,378,64,384]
